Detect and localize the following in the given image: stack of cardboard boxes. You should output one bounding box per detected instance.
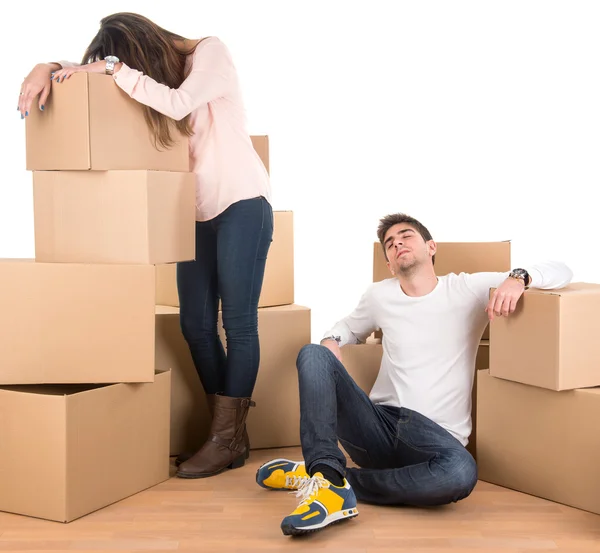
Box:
[0,73,192,522]
[344,240,511,459]
[154,142,311,456]
[477,282,600,516]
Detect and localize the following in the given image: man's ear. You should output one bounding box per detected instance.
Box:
[428,240,437,258]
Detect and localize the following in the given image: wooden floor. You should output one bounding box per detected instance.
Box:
[0,447,598,552]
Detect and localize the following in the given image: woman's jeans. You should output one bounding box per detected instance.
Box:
[177,196,273,398]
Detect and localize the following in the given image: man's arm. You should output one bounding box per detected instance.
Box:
[525,260,574,290]
[465,260,573,320]
[319,286,378,360]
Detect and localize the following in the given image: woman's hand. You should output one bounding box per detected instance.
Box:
[18,63,58,118]
[50,60,107,82]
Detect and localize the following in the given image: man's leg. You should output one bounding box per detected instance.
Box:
[277,343,395,535]
[296,344,398,478]
[297,343,477,507]
[344,407,478,506]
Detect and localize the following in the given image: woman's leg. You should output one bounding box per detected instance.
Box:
[176,197,273,479]
[176,220,226,394]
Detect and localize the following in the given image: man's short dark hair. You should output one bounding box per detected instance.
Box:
[377,213,435,264]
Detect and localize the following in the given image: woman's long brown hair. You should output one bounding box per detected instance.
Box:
[82,12,200,149]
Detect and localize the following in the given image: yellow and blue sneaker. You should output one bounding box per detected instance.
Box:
[256,458,309,490]
[280,473,358,536]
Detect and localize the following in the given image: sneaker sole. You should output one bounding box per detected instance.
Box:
[281,508,359,536]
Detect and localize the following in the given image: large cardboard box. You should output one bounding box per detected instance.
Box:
[25,73,189,171]
[490,283,600,391]
[373,241,511,339]
[341,341,488,459]
[156,211,294,308]
[477,369,600,516]
[341,343,383,394]
[0,371,170,523]
[0,260,155,384]
[33,170,196,264]
[156,303,310,454]
[155,306,211,456]
[468,341,490,460]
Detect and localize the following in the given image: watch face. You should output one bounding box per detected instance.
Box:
[512,268,527,277]
[105,55,119,63]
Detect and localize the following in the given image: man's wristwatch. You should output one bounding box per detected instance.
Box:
[321,335,341,345]
[104,55,120,75]
[509,268,531,289]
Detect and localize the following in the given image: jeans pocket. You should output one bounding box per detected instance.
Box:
[339,437,371,468]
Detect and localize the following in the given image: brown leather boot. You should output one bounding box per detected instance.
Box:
[175,394,251,466]
[176,395,255,479]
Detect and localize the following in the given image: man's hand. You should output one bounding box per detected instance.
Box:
[486,277,526,321]
[320,339,342,362]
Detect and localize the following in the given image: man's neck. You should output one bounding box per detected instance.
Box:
[397,268,438,297]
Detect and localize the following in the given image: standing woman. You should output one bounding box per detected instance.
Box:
[19,12,273,479]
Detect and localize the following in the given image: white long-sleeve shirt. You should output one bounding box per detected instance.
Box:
[323,262,573,446]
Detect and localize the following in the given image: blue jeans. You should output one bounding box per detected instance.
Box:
[296,344,478,506]
[177,196,273,398]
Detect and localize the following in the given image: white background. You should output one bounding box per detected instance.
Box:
[1,1,598,342]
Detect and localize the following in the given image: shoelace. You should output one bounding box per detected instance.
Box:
[285,474,309,489]
[292,474,330,505]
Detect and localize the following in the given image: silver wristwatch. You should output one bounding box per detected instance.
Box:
[508,268,531,289]
[321,335,341,345]
[104,55,120,75]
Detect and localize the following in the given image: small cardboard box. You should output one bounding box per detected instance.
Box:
[0,371,170,523]
[490,283,600,391]
[33,170,195,264]
[26,73,189,171]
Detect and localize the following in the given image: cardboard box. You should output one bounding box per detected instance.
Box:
[468,340,490,460]
[0,260,155,384]
[156,211,294,308]
[156,303,310,453]
[490,283,600,391]
[33,170,196,265]
[25,73,189,171]
[155,306,211,456]
[0,371,170,523]
[341,341,489,460]
[477,369,600,516]
[373,241,511,339]
[341,343,383,394]
[251,135,269,174]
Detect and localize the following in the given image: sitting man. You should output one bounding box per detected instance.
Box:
[256,213,573,536]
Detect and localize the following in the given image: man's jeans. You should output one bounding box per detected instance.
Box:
[297,344,478,506]
[177,196,273,398]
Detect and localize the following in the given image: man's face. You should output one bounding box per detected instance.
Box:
[383,223,435,275]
